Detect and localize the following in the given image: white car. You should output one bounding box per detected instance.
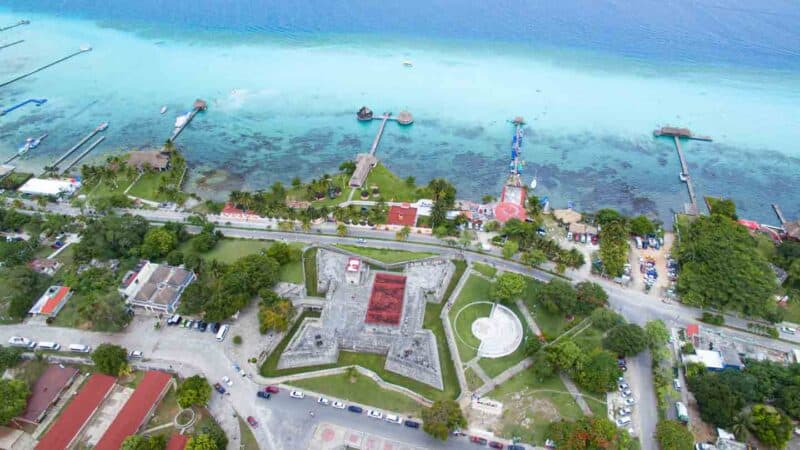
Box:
[129,350,143,359]
[367,410,383,420]
[781,327,796,335]
[7,336,36,349]
[384,414,403,424]
[624,398,636,406]
[617,407,632,416]
[290,390,305,399]
[618,383,629,391]
[332,401,346,409]
[222,376,233,386]
[317,397,330,406]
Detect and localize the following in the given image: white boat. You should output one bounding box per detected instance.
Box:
[402,60,413,67]
[679,172,688,182]
[530,177,537,190]
[160,106,168,115]
[17,133,47,155]
[174,113,189,128]
[96,122,109,132]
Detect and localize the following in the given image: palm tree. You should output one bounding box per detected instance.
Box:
[731,410,751,441]
[336,224,348,237]
[301,216,311,232]
[395,226,410,241]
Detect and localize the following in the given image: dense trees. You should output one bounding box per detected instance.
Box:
[576,350,623,393]
[501,219,584,270]
[655,420,694,450]
[490,272,525,303]
[121,435,167,450]
[548,417,638,450]
[1,266,49,319]
[0,379,30,425]
[421,400,466,441]
[598,219,629,277]
[92,344,130,376]
[603,324,647,357]
[185,434,218,450]
[0,346,22,372]
[590,308,625,331]
[707,197,737,219]
[0,238,37,267]
[644,320,670,351]
[676,214,776,319]
[74,214,149,262]
[258,298,294,333]
[687,370,747,427]
[748,405,793,449]
[629,215,656,237]
[538,279,578,315]
[177,375,211,408]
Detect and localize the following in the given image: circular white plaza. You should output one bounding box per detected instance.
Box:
[459,302,523,359]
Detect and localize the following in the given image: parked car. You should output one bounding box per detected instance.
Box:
[7,336,36,349]
[470,436,488,445]
[199,321,208,332]
[404,420,420,429]
[367,410,383,420]
[616,417,632,427]
[347,405,363,413]
[214,383,226,394]
[233,363,245,377]
[618,382,629,391]
[384,414,402,424]
[508,446,525,450]
[265,385,280,394]
[129,350,143,359]
[247,416,258,427]
[222,376,233,386]
[289,390,305,399]
[781,327,796,335]
[621,389,632,397]
[332,401,346,409]
[489,442,504,449]
[317,397,330,406]
[257,391,271,399]
[673,378,681,390]
[618,407,632,416]
[624,398,636,406]
[211,322,221,333]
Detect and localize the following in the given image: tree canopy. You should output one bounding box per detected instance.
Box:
[548,417,638,450]
[177,375,211,408]
[655,420,694,450]
[538,279,578,315]
[141,227,178,260]
[629,215,656,237]
[185,434,218,450]
[603,324,647,357]
[491,272,526,304]
[676,214,776,319]
[91,343,129,376]
[598,219,629,277]
[121,435,167,450]
[0,379,30,425]
[748,404,793,449]
[421,400,466,441]
[590,308,625,331]
[644,320,670,351]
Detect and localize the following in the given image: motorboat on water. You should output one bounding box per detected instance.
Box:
[530,177,537,190]
[96,122,109,132]
[402,60,413,67]
[160,106,168,115]
[679,172,688,182]
[18,133,48,155]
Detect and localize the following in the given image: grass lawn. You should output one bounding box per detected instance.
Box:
[147,382,180,431]
[304,247,320,297]
[363,163,419,202]
[521,277,573,339]
[472,262,497,279]
[289,372,423,415]
[452,302,492,361]
[81,171,136,199]
[334,244,435,264]
[489,373,588,445]
[180,238,305,284]
[448,275,493,362]
[784,298,800,324]
[54,245,76,266]
[477,302,533,378]
[238,416,260,450]
[127,170,188,203]
[464,367,484,391]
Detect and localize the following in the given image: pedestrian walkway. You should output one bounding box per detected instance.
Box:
[474,357,532,396]
[466,358,492,385]
[559,373,593,416]
[515,299,542,336]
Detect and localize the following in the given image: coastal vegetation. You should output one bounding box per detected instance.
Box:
[499,218,585,272]
[548,417,639,450]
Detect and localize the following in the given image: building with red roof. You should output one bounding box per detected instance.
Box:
[35,373,116,450]
[686,324,700,338]
[365,273,406,326]
[28,285,73,316]
[94,371,173,450]
[494,185,527,223]
[166,433,189,450]
[17,365,79,424]
[220,202,260,221]
[387,205,417,227]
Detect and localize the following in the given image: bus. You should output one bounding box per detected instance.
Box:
[216,324,229,342]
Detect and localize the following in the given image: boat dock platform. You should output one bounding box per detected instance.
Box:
[44,122,108,173]
[0,39,24,51]
[772,204,788,225]
[655,126,711,216]
[168,99,207,143]
[349,107,414,188]
[61,136,105,174]
[0,20,30,32]
[0,45,91,89]
[1,98,47,117]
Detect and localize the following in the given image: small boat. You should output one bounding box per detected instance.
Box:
[96,122,109,132]
[402,60,413,67]
[679,172,688,182]
[530,177,537,190]
[174,113,190,128]
[160,106,168,115]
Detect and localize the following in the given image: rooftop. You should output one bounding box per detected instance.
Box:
[29,285,72,315]
[346,257,361,272]
[95,371,172,450]
[387,205,417,227]
[365,273,406,326]
[127,151,170,171]
[19,365,79,423]
[18,178,81,197]
[35,373,116,450]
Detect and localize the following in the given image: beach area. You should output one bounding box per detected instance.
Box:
[1,1,799,222]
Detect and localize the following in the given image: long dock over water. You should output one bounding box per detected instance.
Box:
[0,20,30,32]
[654,126,711,216]
[168,99,208,143]
[0,46,91,89]
[349,107,414,188]
[61,136,105,174]
[772,204,787,225]
[368,114,390,156]
[0,40,24,51]
[44,122,108,173]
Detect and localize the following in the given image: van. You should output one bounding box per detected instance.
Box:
[673,378,681,390]
[69,344,91,353]
[37,341,61,351]
[216,324,229,342]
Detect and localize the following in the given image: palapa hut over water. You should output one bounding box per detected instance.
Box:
[396,111,413,125]
[127,150,171,172]
[357,106,373,121]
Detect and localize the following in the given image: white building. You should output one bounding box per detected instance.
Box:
[119,262,194,313]
[345,257,363,285]
[18,178,81,197]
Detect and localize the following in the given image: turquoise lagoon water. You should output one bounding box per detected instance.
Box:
[0,2,799,223]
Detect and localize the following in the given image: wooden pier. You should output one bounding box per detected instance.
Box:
[0,40,24,51]
[0,20,30,32]
[772,204,787,225]
[44,122,108,173]
[349,107,413,188]
[168,99,207,143]
[369,114,390,156]
[61,136,105,174]
[655,126,711,216]
[0,46,91,89]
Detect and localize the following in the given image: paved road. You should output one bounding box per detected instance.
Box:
[627,351,659,450]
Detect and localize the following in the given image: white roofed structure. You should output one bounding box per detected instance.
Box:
[18,178,80,197]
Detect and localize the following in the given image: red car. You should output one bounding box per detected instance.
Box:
[247,416,258,428]
[470,436,488,445]
[489,442,504,449]
[265,385,279,394]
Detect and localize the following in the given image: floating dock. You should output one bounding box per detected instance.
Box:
[168,99,207,143]
[1,98,47,117]
[61,136,106,174]
[44,122,108,173]
[0,39,24,51]
[0,46,91,89]
[655,126,710,216]
[0,20,30,32]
